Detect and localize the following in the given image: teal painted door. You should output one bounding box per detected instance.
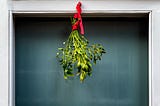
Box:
[15,17,148,106]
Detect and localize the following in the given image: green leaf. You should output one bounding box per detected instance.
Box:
[64,75,68,79]
[58,48,63,50]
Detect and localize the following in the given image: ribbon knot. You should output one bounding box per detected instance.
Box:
[72,2,84,35]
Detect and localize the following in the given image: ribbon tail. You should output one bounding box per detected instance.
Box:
[80,20,84,35]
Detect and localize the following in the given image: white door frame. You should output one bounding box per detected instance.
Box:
[1,1,160,106]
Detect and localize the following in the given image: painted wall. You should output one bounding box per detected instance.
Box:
[0,0,9,106]
[1,1,160,106]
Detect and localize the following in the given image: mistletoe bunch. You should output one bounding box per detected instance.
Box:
[56,2,105,82]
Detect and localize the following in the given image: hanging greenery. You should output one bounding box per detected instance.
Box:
[56,2,106,82]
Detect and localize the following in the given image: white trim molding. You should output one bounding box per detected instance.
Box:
[0,0,160,106]
[0,0,9,106]
[11,1,160,12]
[152,10,160,106]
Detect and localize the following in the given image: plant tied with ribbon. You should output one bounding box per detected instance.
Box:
[57,2,106,82]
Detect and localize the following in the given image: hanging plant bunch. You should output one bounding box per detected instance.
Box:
[57,2,106,82]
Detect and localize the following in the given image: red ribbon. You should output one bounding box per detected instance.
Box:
[72,2,84,35]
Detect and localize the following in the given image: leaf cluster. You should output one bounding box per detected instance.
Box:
[57,18,106,82]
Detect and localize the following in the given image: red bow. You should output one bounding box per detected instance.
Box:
[72,2,84,35]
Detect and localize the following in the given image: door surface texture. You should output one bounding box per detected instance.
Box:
[15,17,148,106]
